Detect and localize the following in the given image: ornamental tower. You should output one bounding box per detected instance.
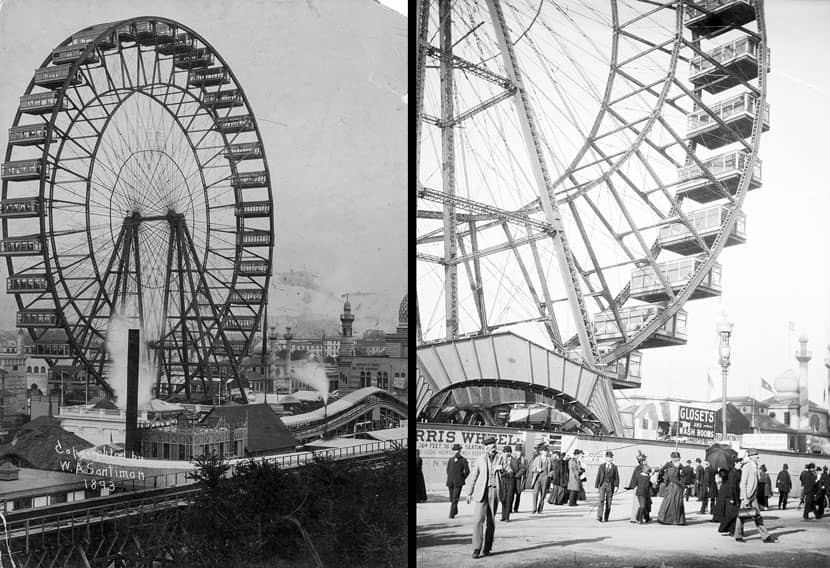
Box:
[339,296,355,357]
[796,334,811,429]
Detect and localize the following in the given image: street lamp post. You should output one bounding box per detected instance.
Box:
[716,312,734,442]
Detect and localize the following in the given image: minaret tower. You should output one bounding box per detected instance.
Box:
[339,296,355,357]
[795,334,811,429]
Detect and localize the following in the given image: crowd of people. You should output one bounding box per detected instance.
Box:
[437,438,830,559]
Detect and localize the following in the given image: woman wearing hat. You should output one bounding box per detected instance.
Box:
[656,451,686,525]
[626,451,648,522]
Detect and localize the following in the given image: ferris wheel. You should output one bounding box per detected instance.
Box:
[1,18,274,402]
[416,0,768,383]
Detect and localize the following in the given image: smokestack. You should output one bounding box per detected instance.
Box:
[125,329,140,457]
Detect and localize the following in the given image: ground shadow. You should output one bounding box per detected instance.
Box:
[485,536,611,557]
[681,518,716,526]
[423,494,450,503]
[767,528,807,538]
[416,532,472,549]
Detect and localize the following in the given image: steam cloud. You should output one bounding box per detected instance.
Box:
[292,359,330,402]
[106,307,156,410]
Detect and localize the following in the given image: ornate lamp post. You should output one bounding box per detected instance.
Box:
[716,312,734,442]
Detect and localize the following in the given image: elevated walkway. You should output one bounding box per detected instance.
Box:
[417,332,624,435]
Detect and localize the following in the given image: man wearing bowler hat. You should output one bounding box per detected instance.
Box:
[446,443,470,519]
[466,436,502,559]
[511,444,528,513]
[530,443,552,514]
[736,448,774,542]
[595,450,619,522]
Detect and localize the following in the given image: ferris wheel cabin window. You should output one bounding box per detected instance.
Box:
[19,92,61,115]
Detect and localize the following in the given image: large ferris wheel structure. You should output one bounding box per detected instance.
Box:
[1,18,274,403]
[416,0,769,433]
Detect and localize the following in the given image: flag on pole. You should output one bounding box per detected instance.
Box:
[761,377,774,393]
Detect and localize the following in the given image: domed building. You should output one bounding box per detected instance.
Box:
[763,367,828,435]
[760,335,829,437]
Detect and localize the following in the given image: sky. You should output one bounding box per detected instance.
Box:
[0,0,407,333]
[626,0,830,406]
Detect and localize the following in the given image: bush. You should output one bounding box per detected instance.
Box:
[179,447,408,567]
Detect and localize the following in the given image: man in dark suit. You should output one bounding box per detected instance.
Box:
[682,460,694,502]
[547,450,564,505]
[511,444,527,513]
[466,436,502,559]
[530,444,551,514]
[557,452,570,504]
[498,446,518,522]
[727,458,742,506]
[694,458,705,501]
[595,450,619,522]
[446,443,470,519]
[699,460,715,514]
[776,464,791,510]
[801,463,818,520]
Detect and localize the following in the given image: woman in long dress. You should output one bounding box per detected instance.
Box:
[717,465,740,534]
[758,464,772,510]
[416,449,427,502]
[657,451,686,525]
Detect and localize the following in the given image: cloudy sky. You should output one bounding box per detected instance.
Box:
[0,0,406,332]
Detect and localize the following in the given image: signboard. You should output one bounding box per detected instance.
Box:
[805,434,830,455]
[677,405,715,439]
[741,433,788,451]
[392,376,407,390]
[415,427,526,461]
[352,361,381,371]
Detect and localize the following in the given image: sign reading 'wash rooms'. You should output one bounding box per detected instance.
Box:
[677,405,715,439]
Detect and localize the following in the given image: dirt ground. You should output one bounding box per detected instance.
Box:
[416,490,830,568]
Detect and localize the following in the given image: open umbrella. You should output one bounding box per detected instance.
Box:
[706,443,738,472]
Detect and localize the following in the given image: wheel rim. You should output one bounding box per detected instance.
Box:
[2,17,275,403]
